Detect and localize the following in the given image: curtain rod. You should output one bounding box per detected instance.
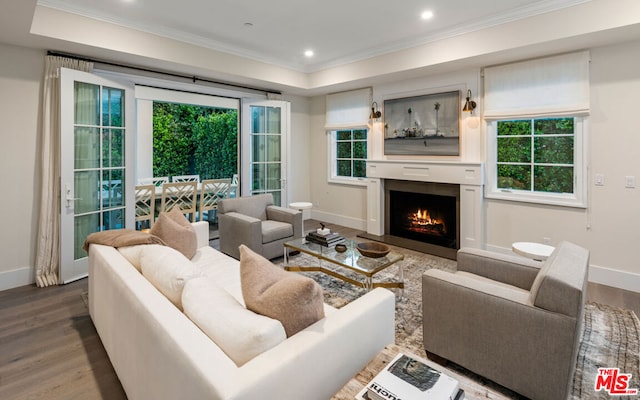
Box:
[47,50,282,96]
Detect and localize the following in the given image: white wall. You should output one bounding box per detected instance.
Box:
[285,94,312,218]
[308,40,640,292]
[0,43,44,289]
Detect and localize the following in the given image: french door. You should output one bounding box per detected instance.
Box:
[60,68,134,283]
[242,100,290,206]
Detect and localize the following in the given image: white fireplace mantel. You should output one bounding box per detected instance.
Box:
[366,160,485,250]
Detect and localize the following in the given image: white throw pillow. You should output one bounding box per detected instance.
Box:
[182,276,286,366]
[140,244,201,309]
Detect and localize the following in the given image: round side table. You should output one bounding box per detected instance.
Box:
[289,201,313,237]
[512,242,555,261]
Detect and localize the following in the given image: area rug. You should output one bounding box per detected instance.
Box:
[277,246,640,400]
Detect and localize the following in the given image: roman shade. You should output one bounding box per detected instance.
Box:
[325,87,372,130]
[484,51,590,119]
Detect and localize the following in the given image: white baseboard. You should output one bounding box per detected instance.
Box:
[485,244,639,294]
[0,266,35,291]
[589,264,640,294]
[310,210,366,232]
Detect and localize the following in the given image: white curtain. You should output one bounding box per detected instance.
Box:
[325,88,372,130]
[483,51,590,119]
[35,56,93,287]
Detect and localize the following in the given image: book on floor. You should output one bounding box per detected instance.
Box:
[355,353,461,400]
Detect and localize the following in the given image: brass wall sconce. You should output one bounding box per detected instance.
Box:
[462,89,477,114]
[370,101,382,119]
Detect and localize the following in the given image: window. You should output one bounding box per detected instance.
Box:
[325,88,372,185]
[328,128,367,184]
[483,51,590,208]
[487,116,586,207]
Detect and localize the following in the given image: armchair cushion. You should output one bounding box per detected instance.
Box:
[457,248,541,290]
[218,193,273,220]
[239,245,325,337]
[262,220,294,243]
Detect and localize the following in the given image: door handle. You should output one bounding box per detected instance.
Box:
[64,184,82,208]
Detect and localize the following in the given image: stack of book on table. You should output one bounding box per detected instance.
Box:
[356,353,464,400]
[305,231,345,247]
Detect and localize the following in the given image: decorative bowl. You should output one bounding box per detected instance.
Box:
[334,243,347,253]
[356,242,391,258]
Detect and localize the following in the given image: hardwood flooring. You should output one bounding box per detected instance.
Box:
[0,219,637,399]
[0,279,126,400]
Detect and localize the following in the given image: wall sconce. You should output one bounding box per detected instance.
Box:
[462,89,477,114]
[370,101,382,120]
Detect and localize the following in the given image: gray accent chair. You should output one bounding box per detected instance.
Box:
[422,241,589,400]
[218,194,302,260]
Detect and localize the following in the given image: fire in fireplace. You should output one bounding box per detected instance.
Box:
[408,208,447,236]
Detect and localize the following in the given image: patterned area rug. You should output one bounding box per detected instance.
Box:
[277,246,640,399]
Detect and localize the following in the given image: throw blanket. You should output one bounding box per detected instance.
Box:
[83,229,166,252]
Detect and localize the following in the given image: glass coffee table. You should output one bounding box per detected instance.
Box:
[283,237,404,293]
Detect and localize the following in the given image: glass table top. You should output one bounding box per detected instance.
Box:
[284,237,404,276]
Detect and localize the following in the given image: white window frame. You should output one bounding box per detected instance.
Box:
[485,116,588,208]
[327,127,368,186]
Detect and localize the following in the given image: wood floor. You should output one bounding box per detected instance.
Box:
[0,220,637,399]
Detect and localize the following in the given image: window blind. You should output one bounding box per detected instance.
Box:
[484,51,590,119]
[325,88,372,130]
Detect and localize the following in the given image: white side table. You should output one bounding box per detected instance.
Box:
[289,201,313,237]
[512,242,555,261]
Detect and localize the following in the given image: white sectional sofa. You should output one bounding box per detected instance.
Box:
[88,221,396,400]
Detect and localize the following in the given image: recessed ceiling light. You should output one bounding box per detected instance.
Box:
[304,50,314,58]
[421,10,434,20]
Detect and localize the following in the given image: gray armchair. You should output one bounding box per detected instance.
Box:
[218,194,302,260]
[422,241,589,400]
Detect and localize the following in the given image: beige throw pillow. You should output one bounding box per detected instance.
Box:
[150,207,197,259]
[239,245,325,337]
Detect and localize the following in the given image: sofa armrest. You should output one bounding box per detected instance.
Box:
[191,221,210,249]
[234,288,396,400]
[266,205,302,238]
[457,248,541,290]
[218,212,262,259]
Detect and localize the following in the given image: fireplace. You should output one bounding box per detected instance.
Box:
[364,160,484,257]
[384,180,460,259]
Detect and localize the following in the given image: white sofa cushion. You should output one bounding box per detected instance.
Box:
[182,276,286,366]
[191,246,245,304]
[140,244,201,309]
[118,245,146,272]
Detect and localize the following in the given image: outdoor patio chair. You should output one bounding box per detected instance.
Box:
[159,181,197,222]
[199,178,231,222]
[134,184,155,229]
[172,175,200,183]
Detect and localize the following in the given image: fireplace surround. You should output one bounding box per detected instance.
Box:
[364,160,484,259]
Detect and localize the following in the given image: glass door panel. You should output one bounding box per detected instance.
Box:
[249,104,285,205]
[61,68,133,283]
